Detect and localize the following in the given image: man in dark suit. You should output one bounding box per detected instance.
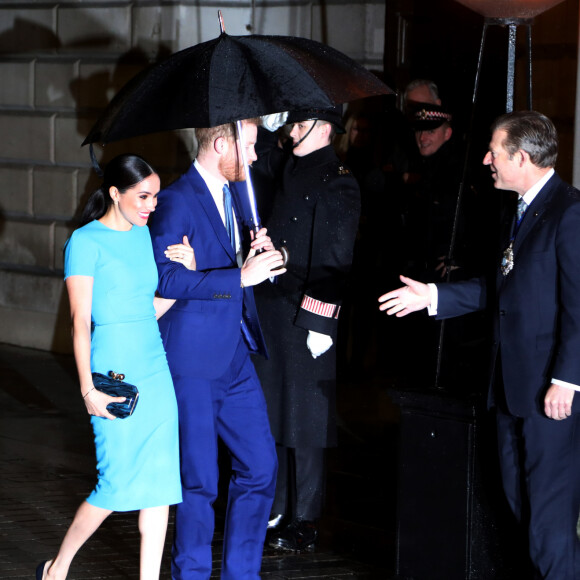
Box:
[150,119,286,579]
[378,111,580,579]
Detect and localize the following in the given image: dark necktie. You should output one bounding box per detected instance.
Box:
[223,184,236,251]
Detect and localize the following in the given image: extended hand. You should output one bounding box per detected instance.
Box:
[241,249,286,286]
[378,275,431,317]
[165,235,196,270]
[544,383,574,420]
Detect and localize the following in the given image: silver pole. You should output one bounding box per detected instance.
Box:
[235,120,260,231]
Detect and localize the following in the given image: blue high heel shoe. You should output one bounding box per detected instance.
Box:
[35,561,47,580]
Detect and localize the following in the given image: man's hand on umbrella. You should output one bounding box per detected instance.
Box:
[241,248,286,287]
[249,227,275,252]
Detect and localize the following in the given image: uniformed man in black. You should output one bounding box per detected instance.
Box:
[402,103,461,281]
[252,107,361,551]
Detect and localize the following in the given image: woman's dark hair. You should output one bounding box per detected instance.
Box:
[79,154,157,227]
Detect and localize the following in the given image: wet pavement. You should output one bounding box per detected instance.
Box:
[0,343,396,579]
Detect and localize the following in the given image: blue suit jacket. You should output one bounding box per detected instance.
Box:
[437,173,580,416]
[149,163,267,380]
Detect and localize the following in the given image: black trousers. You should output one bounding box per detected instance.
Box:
[496,408,580,579]
[272,445,326,521]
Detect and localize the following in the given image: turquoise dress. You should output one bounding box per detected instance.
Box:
[64,220,182,511]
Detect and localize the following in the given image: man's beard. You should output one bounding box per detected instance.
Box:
[219,149,246,182]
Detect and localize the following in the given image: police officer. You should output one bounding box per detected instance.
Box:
[252,107,361,551]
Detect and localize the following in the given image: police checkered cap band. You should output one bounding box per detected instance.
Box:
[414,108,452,123]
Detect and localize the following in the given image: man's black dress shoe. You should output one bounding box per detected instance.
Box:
[36,561,48,580]
[268,518,318,552]
[267,513,285,530]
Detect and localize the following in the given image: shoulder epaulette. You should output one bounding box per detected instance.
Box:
[321,162,352,182]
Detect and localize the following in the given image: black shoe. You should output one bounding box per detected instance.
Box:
[268,518,318,552]
[267,513,285,530]
[36,561,48,580]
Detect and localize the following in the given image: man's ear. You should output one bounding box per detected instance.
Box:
[320,121,332,141]
[518,150,529,166]
[444,126,453,142]
[214,136,226,155]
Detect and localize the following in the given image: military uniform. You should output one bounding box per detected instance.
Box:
[253,142,360,524]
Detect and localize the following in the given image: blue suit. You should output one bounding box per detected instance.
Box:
[436,173,580,578]
[150,163,276,579]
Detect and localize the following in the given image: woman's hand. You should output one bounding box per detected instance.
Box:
[154,295,176,320]
[83,387,126,420]
[165,235,196,270]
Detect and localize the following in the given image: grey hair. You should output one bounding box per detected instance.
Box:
[404,79,440,104]
[491,110,558,169]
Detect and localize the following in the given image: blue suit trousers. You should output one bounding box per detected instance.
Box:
[171,335,277,579]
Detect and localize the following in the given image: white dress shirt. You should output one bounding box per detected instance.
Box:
[194,160,242,264]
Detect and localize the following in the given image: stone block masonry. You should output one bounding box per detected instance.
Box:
[0,1,385,353]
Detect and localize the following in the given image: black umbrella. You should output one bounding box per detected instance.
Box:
[82,13,393,242]
[82,29,393,146]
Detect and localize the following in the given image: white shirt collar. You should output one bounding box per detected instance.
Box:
[521,168,554,206]
[194,159,228,212]
[193,160,241,257]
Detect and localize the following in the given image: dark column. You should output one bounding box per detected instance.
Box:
[389,388,521,580]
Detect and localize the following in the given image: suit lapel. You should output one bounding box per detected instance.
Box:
[512,173,559,254]
[186,165,237,262]
[496,173,560,291]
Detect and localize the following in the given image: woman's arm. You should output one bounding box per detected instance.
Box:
[154,295,176,320]
[66,276,122,420]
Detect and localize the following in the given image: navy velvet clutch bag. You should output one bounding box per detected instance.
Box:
[91,371,139,419]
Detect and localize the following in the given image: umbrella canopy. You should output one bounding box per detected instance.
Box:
[83,32,393,146]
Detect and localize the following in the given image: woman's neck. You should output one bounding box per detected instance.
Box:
[99,208,132,231]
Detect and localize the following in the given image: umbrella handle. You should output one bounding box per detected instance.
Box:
[277,245,289,269]
[236,121,289,268]
[249,223,289,268]
[250,224,264,255]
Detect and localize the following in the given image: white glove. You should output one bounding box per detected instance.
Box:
[306,331,333,359]
[261,112,288,132]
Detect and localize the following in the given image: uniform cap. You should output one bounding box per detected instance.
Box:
[411,102,452,130]
[286,106,346,134]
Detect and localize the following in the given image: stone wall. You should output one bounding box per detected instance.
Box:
[0,1,386,353]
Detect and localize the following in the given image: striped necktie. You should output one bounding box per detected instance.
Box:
[517,197,528,222]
